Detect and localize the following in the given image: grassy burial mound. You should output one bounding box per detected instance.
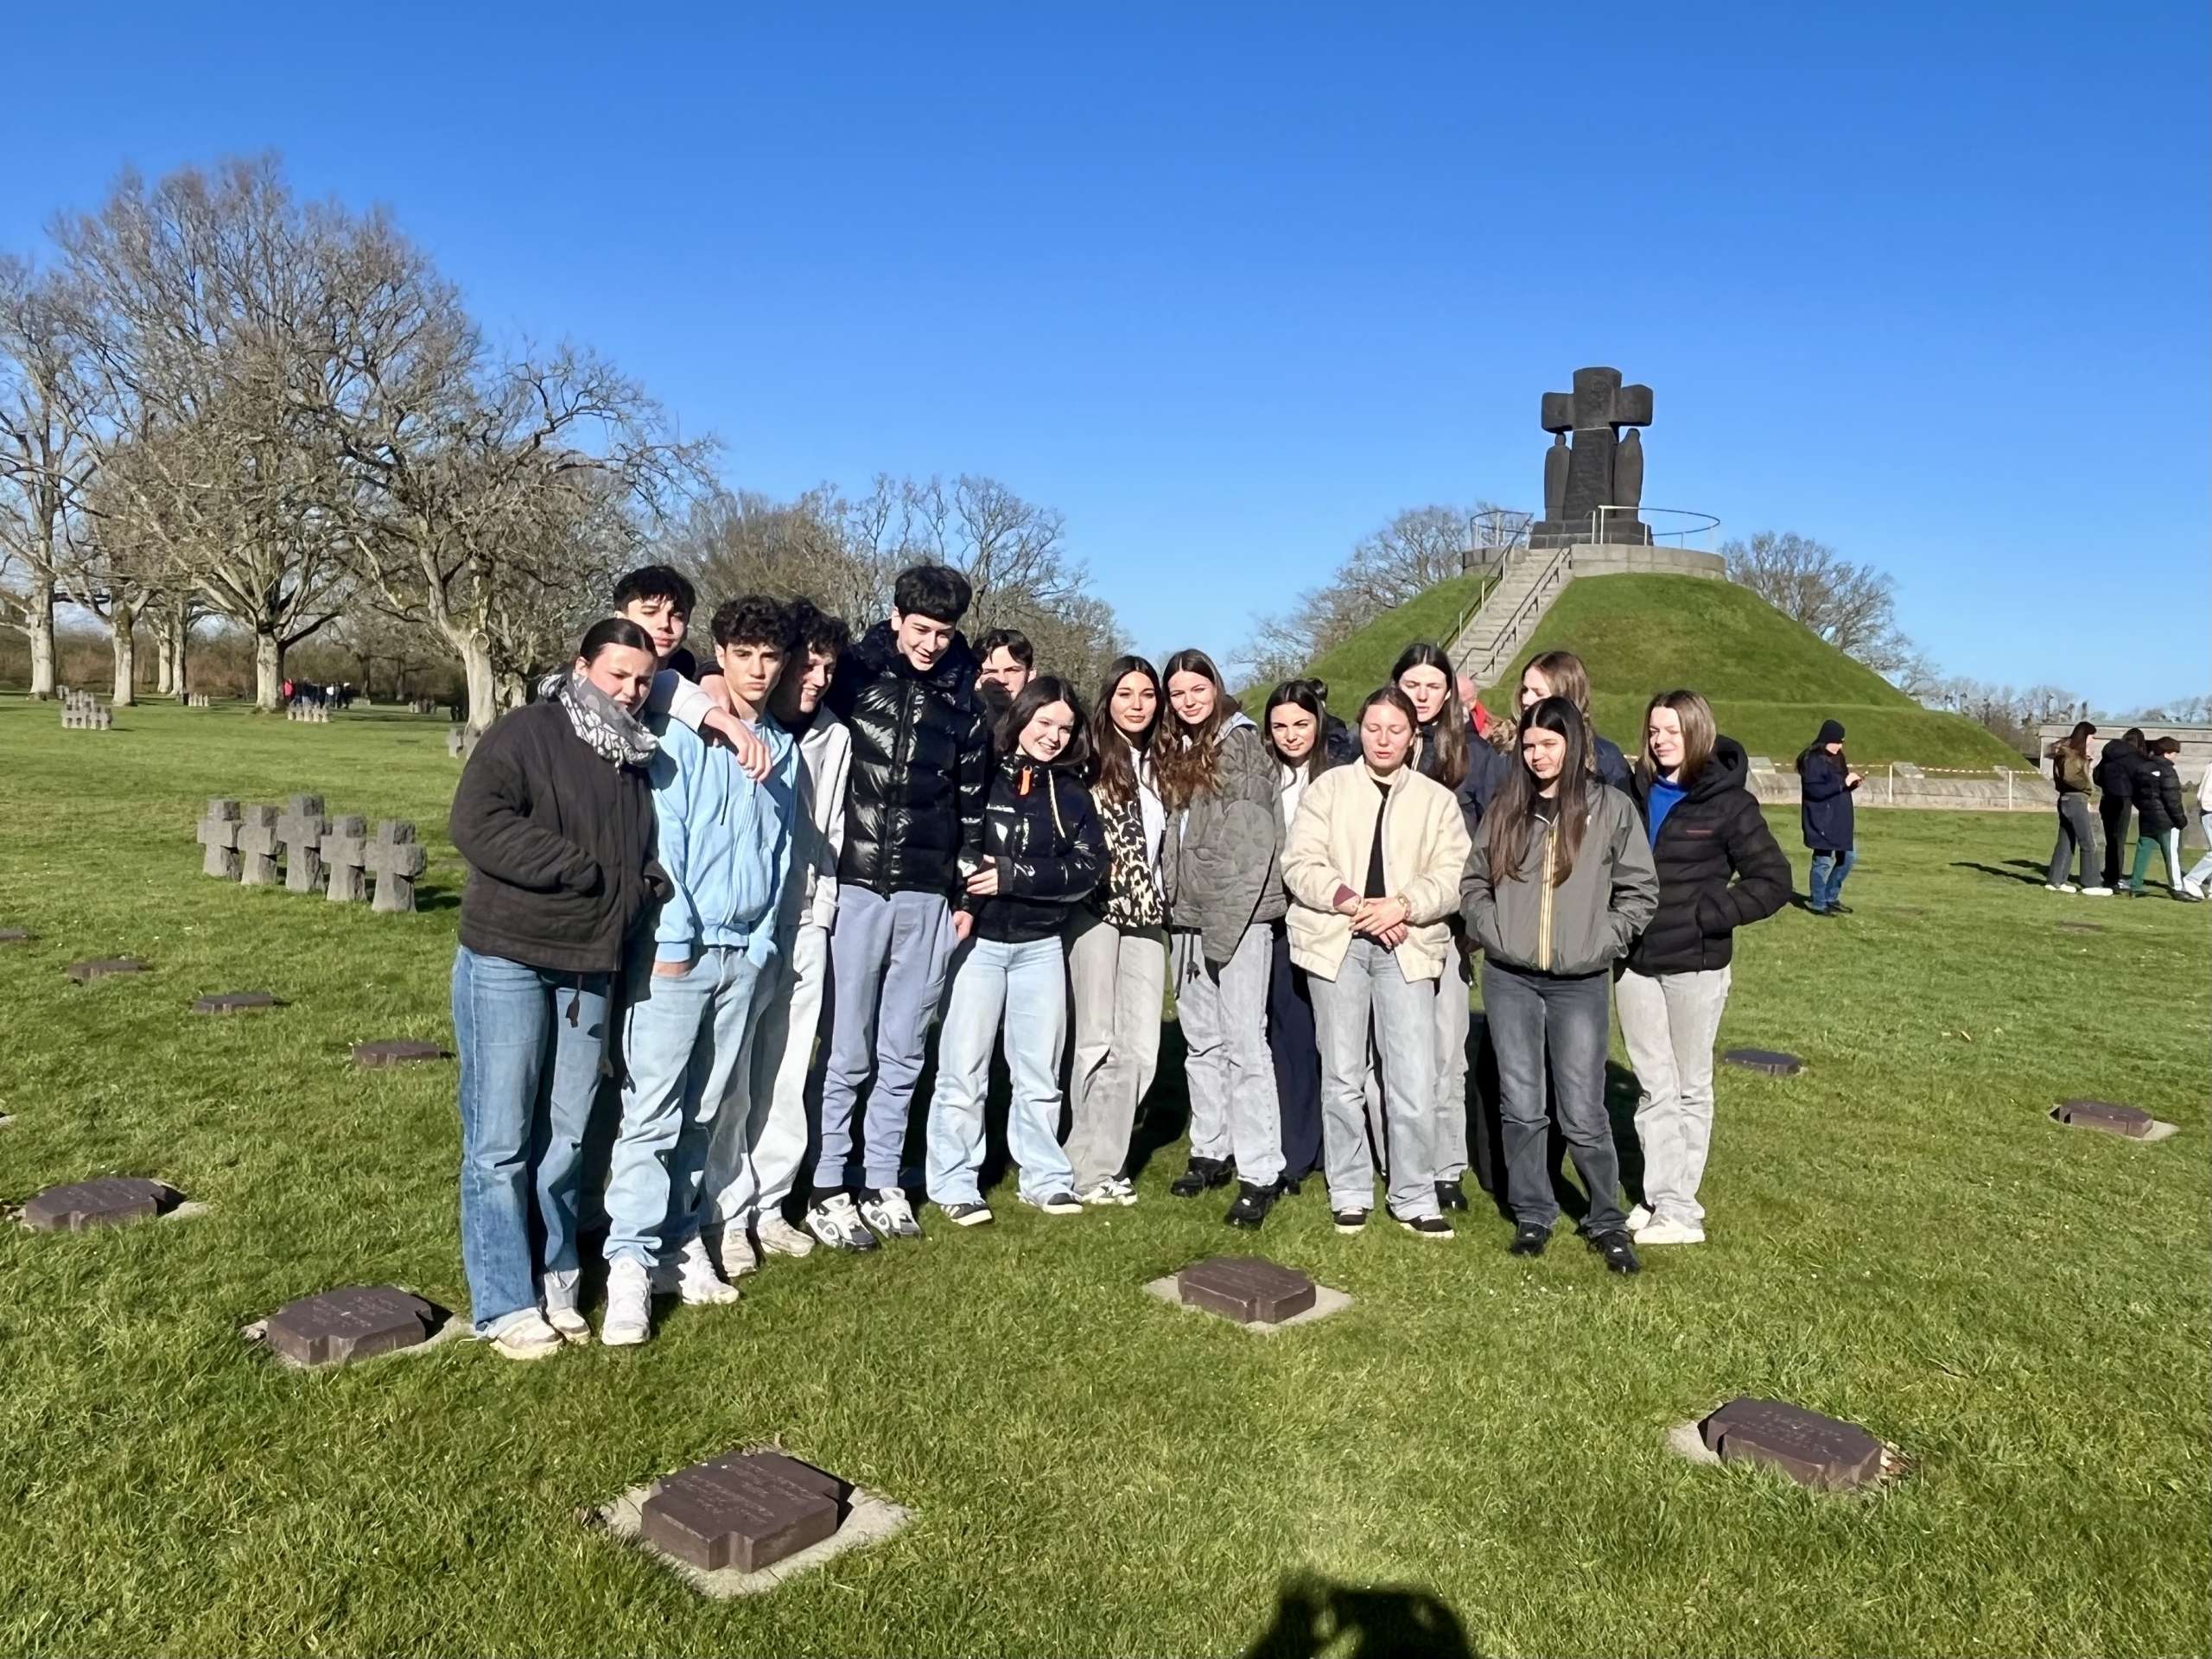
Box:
[1249,572,1491,720]
[1481,575,2025,770]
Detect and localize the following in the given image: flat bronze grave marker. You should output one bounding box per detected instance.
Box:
[1721,1047,1802,1077]
[2051,1099,2155,1138]
[353,1039,451,1068]
[640,1452,844,1573]
[263,1286,439,1367]
[22,1177,177,1232]
[2056,920,2104,934]
[66,958,147,982]
[1700,1396,1883,1491]
[193,992,280,1015]
[1175,1256,1319,1325]
[0,927,32,944]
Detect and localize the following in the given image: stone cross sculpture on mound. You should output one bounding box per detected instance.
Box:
[1529,365,1653,548]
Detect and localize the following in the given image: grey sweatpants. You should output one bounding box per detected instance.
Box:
[1170,925,1283,1188]
[1614,964,1731,1228]
[1064,913,1168,1191]
[817,886,956,1192]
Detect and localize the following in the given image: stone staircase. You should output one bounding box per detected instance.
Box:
[1448,546,1577,686]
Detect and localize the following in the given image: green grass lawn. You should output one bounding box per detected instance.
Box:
[2,696,2207,1657]
[1481,575,2029,770]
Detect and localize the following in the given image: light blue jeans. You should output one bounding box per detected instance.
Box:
[925,936,1075,1205]
[1809,846,1858,911]
[819,887,957,1192]
[605,944,768,1267]
[451,946,613,1337]
[1310,937,1440,1219]
[2185,813,2212,891]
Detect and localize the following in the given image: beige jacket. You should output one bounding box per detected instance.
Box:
[1281,762,1471,982]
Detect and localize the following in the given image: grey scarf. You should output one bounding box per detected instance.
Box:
[540,668,658,768]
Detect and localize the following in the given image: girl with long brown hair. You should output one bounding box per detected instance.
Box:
[1063,656,1171,1204]
[1156,648,1287,1228]
[2044,720,2105,894]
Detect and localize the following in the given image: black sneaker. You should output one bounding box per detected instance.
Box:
[1224,1180,1279,1230]
[1396,1212,1455,1239]
[1508,1222,1549,1257]
[937,1201,994,1227]
[1588,1230,1641,1274]
[1828,903,1854,916]
[1332,1209,1369,1235]
[1170,1156,1232,1198]
[1435,1179,1468,1212]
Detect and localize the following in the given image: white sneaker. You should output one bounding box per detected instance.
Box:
[1022,1191,1085,1216]
[1107,1176,1139,1206]
[540,1268,590,1344]
[1077,1181,1124,1207]
[755,1215,816,1258]
[2183,880,2205,900]
[601,1256,653,1345]
[1627,1204,1653,1232]
[2045,883,2078,893]
[671,1239,741,1306]
[859,1186,925,1240]
[804,1193,880,1253]
[1633,1217,1707,1246]
[489,1312,565,1361]
[709,1227,761,1281]
[2082,886,2113,897]
[543,1306,592,1345]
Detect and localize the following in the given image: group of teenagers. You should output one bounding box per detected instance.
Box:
[447,561,1794,1361]
[2045,721,2211,901]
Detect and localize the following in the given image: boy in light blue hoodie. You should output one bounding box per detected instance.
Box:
[601,595,798,1345]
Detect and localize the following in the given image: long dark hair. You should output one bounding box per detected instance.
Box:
[2052,719,2096,760]
[2119,726,2146,753]
[1485,696,1592,888]
[1088,655,1160,808]
[1154,648,1236,811]
[996,675,1091,772]
[578,616,656,663]
[1262,679,1331,783]
[1391,641,1469,789]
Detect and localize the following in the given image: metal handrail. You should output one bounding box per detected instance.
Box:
[1459,544,1575,683]
[1446,564,1505,655]
[1592,505,1721,548]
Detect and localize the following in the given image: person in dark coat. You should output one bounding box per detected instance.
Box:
[1618,691,1791,1246]
[1260,679,1339,1192]
[2093,728,2145,893]
[448,617,669,1361]
[2129,736,2198,899]
[807,563,992,1252]
[1796,719,1859,914]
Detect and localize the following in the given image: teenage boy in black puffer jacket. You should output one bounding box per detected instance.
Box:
[805,564,992,1251]
[2092,728,2145,893]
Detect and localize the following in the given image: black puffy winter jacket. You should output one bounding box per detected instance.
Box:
[973,755,1108,943]
[1624,737,1792,976]
[829,622,991,899]
[2092,742,2141,804]
[2136,755,2188,837]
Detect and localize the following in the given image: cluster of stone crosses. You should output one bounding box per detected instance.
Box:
[285,699,334,723]
[59,690,112,730]
[194,794,426,912]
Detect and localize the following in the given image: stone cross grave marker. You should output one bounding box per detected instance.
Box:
[1722,1047,1802,1077]
[1699,1397,1884,1491]
[193,992,279,1015]
[236,804,282,886]
[22,1177,177,1232]
[446,727,466,759]
[196,798,244,880]
[367,821,427,912]
[1175,1256,1319,1325]
[276,794,328,895]
[264,1286,438,1367]
[2050,1098,2155,1138]
[353,1039,450,1067]
[640,1452,845,1574]
[323,815,370,903]
[66,958,146,982]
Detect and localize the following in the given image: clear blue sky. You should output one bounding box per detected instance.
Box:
[6,3,2205,709]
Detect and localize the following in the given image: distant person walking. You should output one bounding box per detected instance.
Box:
[1461,696,1658,1274]
[2182,756,2212,899]
[1797,720,1860,915]
[2092,728,2145,893]
[2129,737,2198,900]
[448,618,666,1361]
[2044,721,2107,895]
[1618,691,1790,1247]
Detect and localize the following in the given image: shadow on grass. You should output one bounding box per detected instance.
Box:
[1952,861,2045,887]
[1245,1574,1479,1658]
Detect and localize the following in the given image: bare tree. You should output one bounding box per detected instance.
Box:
[0,257,96,699]
[1723,530,1922,678]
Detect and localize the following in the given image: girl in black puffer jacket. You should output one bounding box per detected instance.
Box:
[2129,737,2199,900]
[924,677,1108,1223]
[1618,690,1791,1246]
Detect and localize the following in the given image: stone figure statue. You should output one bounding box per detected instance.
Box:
[1529,366,1653,547]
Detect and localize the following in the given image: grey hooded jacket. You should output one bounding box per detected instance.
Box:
[1161,714,1283,965]
[1460,784,1658,977]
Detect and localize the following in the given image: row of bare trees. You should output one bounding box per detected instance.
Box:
[1,156,1126,728]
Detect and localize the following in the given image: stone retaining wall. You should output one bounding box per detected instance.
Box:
[1745,767,2054,813]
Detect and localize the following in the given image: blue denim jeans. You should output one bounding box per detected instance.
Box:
[925,936,1075,1205]
[605,944,768,1267]
[1809,846,1858,912]
[1310,937,1440,1219]
[818,887,957,1192]
[451,945,613,1336]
